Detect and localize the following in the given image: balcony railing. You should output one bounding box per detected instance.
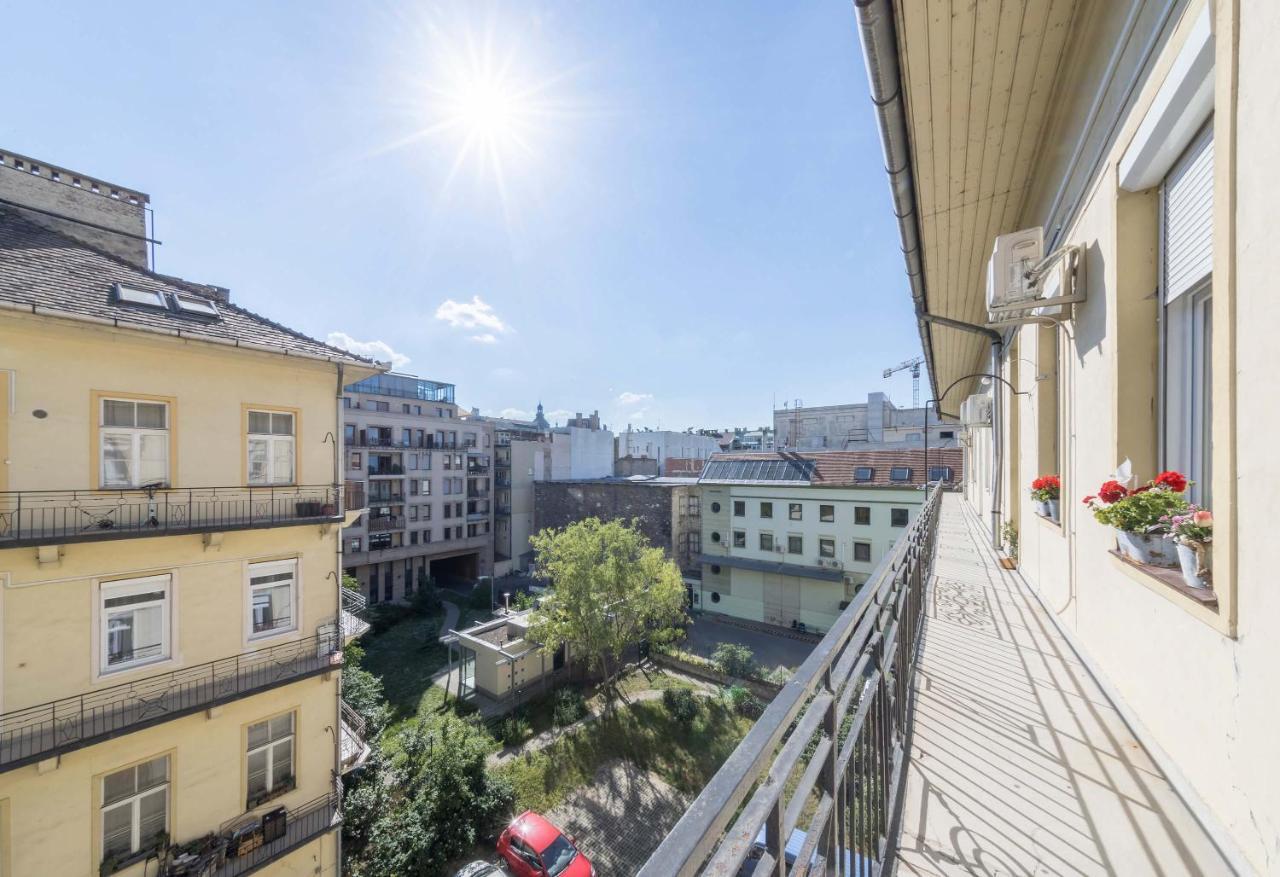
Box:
[0,485,341,548]
[340,700,370,773]
[340,588,371,642]
[367,515,404,532]
[212,791,340,877]
[640,486,941,876]
[466,488,490,499]
[367,463,404,476]
[0,627,341,773]
[367,493,404,505]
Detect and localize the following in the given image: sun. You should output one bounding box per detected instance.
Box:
[453,78,519,140]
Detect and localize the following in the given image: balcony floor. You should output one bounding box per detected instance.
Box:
[895,494,1230,876]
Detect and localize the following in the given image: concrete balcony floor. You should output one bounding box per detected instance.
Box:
[896,494,1230,876]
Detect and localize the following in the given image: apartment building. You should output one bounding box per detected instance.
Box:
[0,151,379,875]
[615,428,720,470]
[864,0,1279,869]
[341,373,494,603]
[774,392,959,451]
[697,449,961,633]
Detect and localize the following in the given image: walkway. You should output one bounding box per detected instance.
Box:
[895,494,1230,876]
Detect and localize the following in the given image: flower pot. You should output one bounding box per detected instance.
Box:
[1034,500,1050,517]
[1115,531,1178,568]
[1176,542,1211,589]
[1047,499,1060,523]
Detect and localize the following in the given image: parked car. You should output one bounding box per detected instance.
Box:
[497,811,594,877]
[452,862,509,877]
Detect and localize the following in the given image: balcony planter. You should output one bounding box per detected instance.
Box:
[1168,508,1213,589]
[1030,475,1061,522]
[1047,499,1060,522]
[1114,531,1178,567]
[1083,468,1190,569]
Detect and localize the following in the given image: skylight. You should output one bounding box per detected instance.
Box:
[890,466,912,482]
[701,459,815,482]
[854,466,874,482]
[173,293,220,317]
[114,284,166,309]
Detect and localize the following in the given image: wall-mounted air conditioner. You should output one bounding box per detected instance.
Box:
[986,227,1087,325]
[960,394,992,428]
[986,227,1043,314]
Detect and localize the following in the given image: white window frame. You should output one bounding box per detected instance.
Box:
[246,712,295,806]
[246,559,299,642]
[101,755,169,863]
[99,398,170,489]
[98,575,172,676]
[247,410,296,486]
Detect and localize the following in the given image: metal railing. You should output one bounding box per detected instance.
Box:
[639,486,941,876]
[340,589,371,641]
[367,462,404,476]
[366,492,404,504]
[367,515,404,532]
[212,791,340,876]
[0,627,341,773]
[0,485,341,547]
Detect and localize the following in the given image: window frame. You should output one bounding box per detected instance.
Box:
[97,574,173,676]
[97,395,172,489]
[788,503,802,521]
[245,406,299,486]
[100,754,170,866]
[245,711,296,808]
[732,530,746,548]
[787,534,803,555]
[854,541,872,562]
[890,508,909,528]
[246,558,299,643]
[819,537,836,559]
[854,506,871,526]
[759,532,774,552]
[759,502,773,518]
[819,504,835,523]
[732,500,746,517]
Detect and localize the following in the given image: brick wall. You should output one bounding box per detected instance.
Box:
[534,480,675,555]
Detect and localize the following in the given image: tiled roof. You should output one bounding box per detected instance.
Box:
[700,448,964,487]
[0,208,375,365]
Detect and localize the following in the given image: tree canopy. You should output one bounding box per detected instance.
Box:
[527,517,687,690]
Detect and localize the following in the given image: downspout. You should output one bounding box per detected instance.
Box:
[333,362,345,870]
[856,0,1007,548]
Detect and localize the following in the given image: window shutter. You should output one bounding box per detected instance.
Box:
[1163,123,1214,303]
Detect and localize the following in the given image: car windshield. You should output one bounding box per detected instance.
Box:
[541,836,578,876]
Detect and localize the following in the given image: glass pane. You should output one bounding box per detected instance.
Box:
[103,400,135,427]
[137,756,168,789]
[102,802,134,857]
[248,411,271,434]
[271,739,293,786]
[103,433,133,486]
[248,438,269,483]
[247,720,270,751]
[106,613,135,666]
[135,402,166,429]
[138,788,167,843]
[271,412,294,436]
[103,767,137,805]
[252,583,292,634]
[104,590,166,609]
[271,438,294,483]
[268,713,294,741]
[247,749,268,797]
[138,434,168,485]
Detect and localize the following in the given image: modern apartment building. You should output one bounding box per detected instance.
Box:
[615,428,721,470]
[774,392,960,451]
[341,373,494,603]
[697,449,961,632]
[0,151,378,875]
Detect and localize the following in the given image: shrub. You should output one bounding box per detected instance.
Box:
[365,602,412,635]
[497,714,532,746]
[724,684,764,718]
[410,572,441,616]
[342,664,390,736]
[511,589,537,612]
[712,643,756,679]
[469,583,495,612]
[662,687,699,727]
[552,688,587,727]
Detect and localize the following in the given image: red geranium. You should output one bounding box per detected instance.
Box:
[1097,480,1129,504]
[1082,495,1096,505]
[1154,470,1188,493]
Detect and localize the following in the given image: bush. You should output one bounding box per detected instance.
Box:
[498,714,532,746]
[511,589,537,612]
[662,687,699,727]
[552,688,587,727]
[410,571,442,616]
[365,602,413,635]
[469,583,495,612]
[724,684,764,718]
[712,643,756,679]
[416,619,440,648]
[342,664,390,736]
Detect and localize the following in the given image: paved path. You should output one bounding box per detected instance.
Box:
[546,760,692,875]
[895,494,1230,876]
[684,612,816,671]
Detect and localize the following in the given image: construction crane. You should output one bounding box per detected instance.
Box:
[883,355,926,408]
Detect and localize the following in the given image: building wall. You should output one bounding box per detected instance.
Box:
[615,431,720,466]
[548,427,614,480]
[968,3,1279,869]
[773,393,960,451]
[534,481,675,558]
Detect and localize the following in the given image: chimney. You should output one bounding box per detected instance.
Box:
[0,150,150,268]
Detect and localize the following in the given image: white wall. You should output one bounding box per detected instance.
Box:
[617,430,720,465]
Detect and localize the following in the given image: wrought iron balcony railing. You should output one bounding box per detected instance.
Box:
[339,699,370,773]
[211,790,340,877]
[340,588,371,642]
[367,515,404,532]
[0,627,341,773]
[0,484,342,548]
[639,486,941,876]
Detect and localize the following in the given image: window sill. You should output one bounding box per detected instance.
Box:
[1034,511,1063,532]
[246,779,295,812]
[1107,550,1228,633]
[248,628,299,647]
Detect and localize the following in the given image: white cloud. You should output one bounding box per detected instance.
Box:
[500,408,532,420]
[326,332,410,369]
[547,409,573,423]
[434,296,512,341]
[616,391,653,406]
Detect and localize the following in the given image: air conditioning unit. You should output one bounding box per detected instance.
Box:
[960,394,993,428]
[986,227,1043,315]
[774,545,785,554]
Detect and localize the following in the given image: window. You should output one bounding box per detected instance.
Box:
[444,504,453,518]
[402,428,412,447]
[733,500,745,517]
[350,537,362,552]
[247,410,295,485]
[369,533,391,550]
[854,467,874,482]
[711,531,721,543]
[819,504,835,523]
[371,400,389,413]
[787,535,803,554]
[688,531,701,554]
[102,756,169,863]
[100,398,169,488]
[789,503,802,521]
[759,532,774,551]
[733,530,746,548]
[710,502,721,513]
[344,424,356,443]
[939,430,955,439]
[819,538,835,558]
[1162,124,1214,508]
[687,495,700,515]
[410,531,418,545]
[854,542,872,562]
[890,467,911,483]
[928,466,953,483]
[246,713,294,806]
[173,292,219,317]
[408,453,418,470]
[891,508,909,527]
[248,559,296,640]
[349,451,361,470]
[855,506,871,526]
[421,479,431,495]
[760,502,773,518]
[100,575,171,673]
[113,283,167,309]
[409,480,419,497]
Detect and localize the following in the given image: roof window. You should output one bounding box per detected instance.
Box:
[890,466,912,482]
[173,292,220,317]
[113,284,166,309]
[854,466,874,482]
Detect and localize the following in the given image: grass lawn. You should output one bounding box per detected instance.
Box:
[495,695,752,814]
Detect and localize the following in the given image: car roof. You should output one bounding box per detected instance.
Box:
[511,811,564,849]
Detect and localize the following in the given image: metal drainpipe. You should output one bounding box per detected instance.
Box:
[333,363,345,870]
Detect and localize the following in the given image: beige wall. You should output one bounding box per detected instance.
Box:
[979,2,1280,869]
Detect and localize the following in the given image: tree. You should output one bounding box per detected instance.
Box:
[526,517,688,699]
[712,643,756,679]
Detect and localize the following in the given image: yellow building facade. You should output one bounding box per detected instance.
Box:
[0,154,380,876]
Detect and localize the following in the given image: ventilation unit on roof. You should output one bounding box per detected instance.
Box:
[986,227,1087,325]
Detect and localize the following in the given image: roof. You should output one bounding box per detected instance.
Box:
[699,449,963,488]
[0,208,378,366]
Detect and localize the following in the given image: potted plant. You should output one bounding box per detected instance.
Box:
[1165,507,1213,589]
[999,521,1018,569]
[1083,469,1189,567]
[1030,475,1061,522]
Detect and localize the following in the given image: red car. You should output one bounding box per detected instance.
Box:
[497,811,594,877]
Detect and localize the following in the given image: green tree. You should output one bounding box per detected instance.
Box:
[712,642,756,679]
[526,517,687,700]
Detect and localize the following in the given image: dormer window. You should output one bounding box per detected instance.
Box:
[854,466,874,482]
[890,466,912,482]
[114,284,166,309]
[173,293,220,317]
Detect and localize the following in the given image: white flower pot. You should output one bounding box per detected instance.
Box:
[1047,499,1060,523]
[1176,542,1211,589]
[1034,500,1050,517]
[1115,531,1178,568]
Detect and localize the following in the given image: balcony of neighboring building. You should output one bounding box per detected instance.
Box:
[0,484,343,549]
[366,455,404,477]
[365,487,405,504]
[340,700,371,773]
[340,586,372,643]
[641,492,1231,875]
[366,512,405,533]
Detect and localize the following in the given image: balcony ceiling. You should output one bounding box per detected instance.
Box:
[894,0,1078,401]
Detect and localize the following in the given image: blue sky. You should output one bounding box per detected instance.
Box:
[2,1,923,430]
